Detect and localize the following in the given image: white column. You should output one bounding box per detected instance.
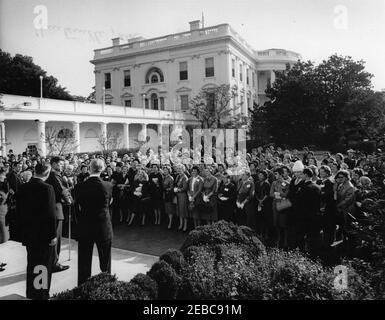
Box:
[123,123,130,149]
[72,121,81,153]
[157,123,162,149]
[270,70,276,85]
[0,122,6,157]
[100,122,107,140]
[37,120,46,157]
[142,94,146,116]
[138,123,147,142]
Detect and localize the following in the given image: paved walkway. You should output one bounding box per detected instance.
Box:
[0,240,158,299]
[111,223,188,256]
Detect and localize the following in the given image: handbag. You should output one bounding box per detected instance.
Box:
[276,198,292,211]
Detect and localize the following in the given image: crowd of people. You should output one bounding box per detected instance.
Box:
[0,145,385,298]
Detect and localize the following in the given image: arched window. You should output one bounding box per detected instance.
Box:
[145,67,164,84]
[151,74,159,83]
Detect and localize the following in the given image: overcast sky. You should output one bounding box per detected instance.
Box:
[1,0,384,96]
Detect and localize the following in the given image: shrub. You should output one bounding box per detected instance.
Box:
[159,249,186,275]
[256,249,335,300]
[147,261,182,299]
[180,220,266,258]
[86,280,133,300]
[129,273,158,300]
[52,272,117,300]
[178,244,266,300]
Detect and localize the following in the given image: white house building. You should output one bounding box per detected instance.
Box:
[0,20,300,157]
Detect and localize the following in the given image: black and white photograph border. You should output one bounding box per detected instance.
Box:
[0,0,385,307]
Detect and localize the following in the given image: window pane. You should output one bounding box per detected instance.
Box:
[124,70,131,87]
[180,95,189,110]
[124,100,131,107]
[104,73,111,89]
[232,59,235,78]
[205,58,214,77]
[179,61,188,80]
[239,65,243,81]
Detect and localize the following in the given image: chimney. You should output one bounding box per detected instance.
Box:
[112,37,121,46]
[189,20,201,31]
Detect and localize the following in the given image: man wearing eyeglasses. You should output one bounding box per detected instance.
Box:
[334,170,356,241]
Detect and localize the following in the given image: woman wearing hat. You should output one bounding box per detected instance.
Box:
[235,169,255,228]
[174,164,189,231]
[287,160,305,248]
[162,166,175,229]
[127,169,150,226]
[149,163,164,225]
[200,167,218,225]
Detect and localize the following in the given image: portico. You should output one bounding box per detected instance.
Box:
[0,94,198,157]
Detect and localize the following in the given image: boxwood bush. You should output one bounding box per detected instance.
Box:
[53,221,377,300]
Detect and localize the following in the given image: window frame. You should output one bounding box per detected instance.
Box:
[205,57,215,78]
[180,94,189,111]
[179,61,188,80]
[104,72,111,89]
[123,70,131,87]
[124,99,132,107]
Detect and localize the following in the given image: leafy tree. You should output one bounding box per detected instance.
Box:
[251,55,382,149]
[189,84,247,129]
[0,49,73,100]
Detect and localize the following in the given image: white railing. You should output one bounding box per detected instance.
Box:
[93,24,231,58]
[0,94,196,121]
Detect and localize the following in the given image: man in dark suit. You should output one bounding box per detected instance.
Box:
[17,163,57,300]
[74,158,113,286]
[46,156,70,273]
[6,161,23,241]
[296,168,321,256]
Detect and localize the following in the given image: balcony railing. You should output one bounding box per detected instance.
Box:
[0,94,196,121]
[93,24,257,59]
[256,49,301,60]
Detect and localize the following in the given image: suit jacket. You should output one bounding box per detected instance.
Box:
[297,181,321,221]
[336,181,356,215]
[17,178,57,247]
[74,176,113,242]
[46,170,67,220]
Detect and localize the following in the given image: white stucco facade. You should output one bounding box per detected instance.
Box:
[0,94,197,156]
[0,21,300,157]
[91,21,301,114]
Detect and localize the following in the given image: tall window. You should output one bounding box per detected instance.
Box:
[239,64,243,81]
[180,95,189,111]
[252,71,255,87]
[207,92,215,112]
[104,73,111,89]
[124,70,131,87]
[205,57,214,77]
[179,62,188,80]
[246,68,249,85]
[231,59,235,78]
[124,99,131,107]
[151,93,158,110]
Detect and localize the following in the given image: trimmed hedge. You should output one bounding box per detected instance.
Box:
[180,220,266,258]
[53,221,376,300]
